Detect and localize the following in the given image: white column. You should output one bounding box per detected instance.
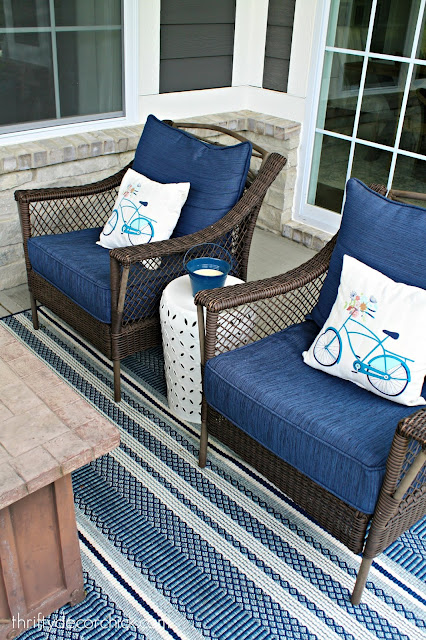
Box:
[138,0,160,96]
[287,0,319,98]
[232,0,269,88]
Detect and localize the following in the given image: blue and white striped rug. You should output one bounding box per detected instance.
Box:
[2,308,425,640]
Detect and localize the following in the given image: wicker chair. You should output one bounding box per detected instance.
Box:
[195,180,426,605]
[15,120,286,401]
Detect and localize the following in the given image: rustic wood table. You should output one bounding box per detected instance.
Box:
[0,325,120,640]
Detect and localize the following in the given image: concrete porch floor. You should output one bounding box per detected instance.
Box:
[0,228,316,317]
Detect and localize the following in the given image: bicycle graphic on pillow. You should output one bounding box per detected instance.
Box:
[313,293,413,396]
[103,196,156,245]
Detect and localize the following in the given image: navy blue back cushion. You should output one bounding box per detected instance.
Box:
[132,115,252,238]
[312,178,426,327]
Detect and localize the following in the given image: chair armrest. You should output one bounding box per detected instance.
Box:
[195,238,335,311]
[398,408,426,448]
[109,152,286,325]
[15,164,131,240]
[110,221,232,265]
[195,237,336,360]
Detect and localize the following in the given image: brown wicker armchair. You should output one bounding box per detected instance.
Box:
[15,121,286,401]
[195,181,426,605]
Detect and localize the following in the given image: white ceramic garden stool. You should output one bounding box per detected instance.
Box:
[160,274,246,422]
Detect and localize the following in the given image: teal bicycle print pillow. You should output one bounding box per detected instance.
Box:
[98,169,190,250]
[303,255,426,406]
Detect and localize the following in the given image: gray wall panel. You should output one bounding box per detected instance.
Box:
[267,1,296,27]
[263,58,290,93]
[161,24,235,59]
[265,25,293,60]
[160,57,233,93]
[160,0,236,93]
[263,0,296,93]
[161,0,236,25]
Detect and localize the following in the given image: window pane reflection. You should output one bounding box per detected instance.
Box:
[308,134,351,213]
[370,0,421,57]
[358,59,407,146]
[57,30,122,117]
[417,9,426,59]
[54,0,121,27]
[0,32,55,126]
[392,154,426,205]
[351,143,392,185]
[2,0,50,28]
[317,52,362,135]
[400,65,426,155]
[326,0,371,50]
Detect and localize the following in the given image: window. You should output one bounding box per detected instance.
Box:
[307,0,425,218]
[0,0,123,133]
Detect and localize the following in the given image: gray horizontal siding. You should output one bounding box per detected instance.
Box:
[265,25,293,60]
[160,0,236,94]
[161,24,235,59]
[263,58,290,93]
[263,0,295,93]
[267,1,296,27]
[161,0,236,24]
[160,57,233,93]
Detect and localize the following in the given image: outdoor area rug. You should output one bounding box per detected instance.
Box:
[1,308,425,640]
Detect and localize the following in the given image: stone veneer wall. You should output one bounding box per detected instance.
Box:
[0,127,141,290]
[0,110,329,291]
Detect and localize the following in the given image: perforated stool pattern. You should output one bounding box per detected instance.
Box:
[160,275,245,422]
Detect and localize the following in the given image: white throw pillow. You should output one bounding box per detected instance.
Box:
[98,169,190,250]
[303,255,426,406]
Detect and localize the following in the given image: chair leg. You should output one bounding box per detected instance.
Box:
[30,291,39,330]
[199,399,208,468]
[351,556,373,605]
[113,360,121,402]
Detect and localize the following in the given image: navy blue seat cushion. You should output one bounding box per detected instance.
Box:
[28,228,172,324]
[28,228,111,323]
[312,179,426,327]
[204,321,421,514]
[132,115,252,238]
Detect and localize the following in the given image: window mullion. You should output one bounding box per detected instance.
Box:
[388,0,426,190]
[48,0,61,119]
[343,0,379,213]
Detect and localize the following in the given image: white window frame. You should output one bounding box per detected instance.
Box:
[297,0,426,236]
[2,0,268,144]
[0,0,139,145]
[1,0,310,148]
[1,0,314,158]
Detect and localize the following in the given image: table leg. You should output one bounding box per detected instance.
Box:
[0,475,85,640]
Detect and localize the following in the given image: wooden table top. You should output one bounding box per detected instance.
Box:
[0,324,120,510]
